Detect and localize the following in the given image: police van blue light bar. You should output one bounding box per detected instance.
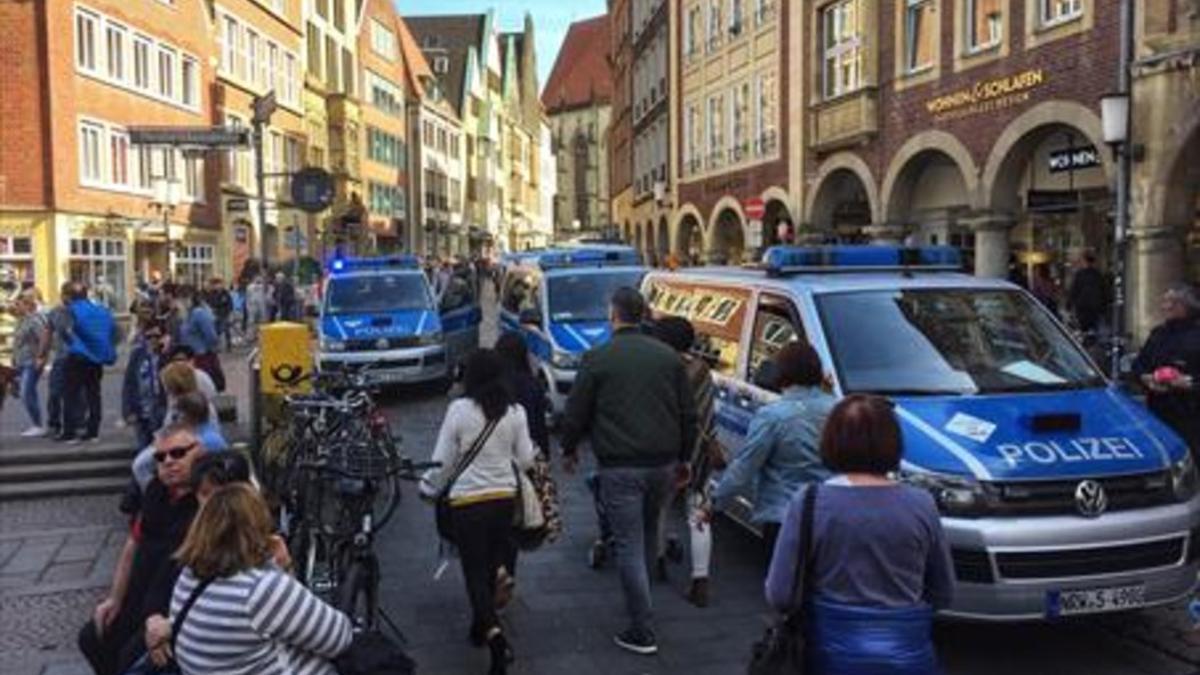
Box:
[761,245,962,276]
[329,255,420,273]
[537,246,643,269]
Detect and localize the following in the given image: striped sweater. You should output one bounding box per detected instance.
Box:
[170,565,353,675]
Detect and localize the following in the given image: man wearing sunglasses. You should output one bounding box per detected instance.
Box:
[79,426,204,675]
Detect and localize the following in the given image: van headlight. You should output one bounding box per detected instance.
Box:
[898,468,989,517]
[322,339,346,352]
[551,349,581,370]
[418,332,443,347]
[1170,453,1198,502]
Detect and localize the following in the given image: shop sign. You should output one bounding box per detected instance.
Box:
[227,198,250,213]
[926,69,1046,121]
[1027,189,1081,214]
[128,126,250,148]
[1048,146,1101,173]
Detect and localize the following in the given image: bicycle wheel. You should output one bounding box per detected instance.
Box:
[338,555,380,630]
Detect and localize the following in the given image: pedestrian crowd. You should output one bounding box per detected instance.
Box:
[59,270,1197,675]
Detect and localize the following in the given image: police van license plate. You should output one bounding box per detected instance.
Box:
[1046,584,1145,617]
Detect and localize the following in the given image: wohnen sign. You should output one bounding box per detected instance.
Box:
[926,69,1047,122]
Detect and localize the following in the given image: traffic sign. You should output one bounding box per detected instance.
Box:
[290,167,334,214]
[744,197,765,221]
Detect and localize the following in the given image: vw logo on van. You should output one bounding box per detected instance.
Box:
[375,338,390,350]
[1074,480,1108,518]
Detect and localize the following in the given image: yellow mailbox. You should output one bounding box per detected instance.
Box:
[259,322,313,395]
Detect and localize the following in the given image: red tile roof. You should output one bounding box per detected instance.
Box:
[542,15,612,113]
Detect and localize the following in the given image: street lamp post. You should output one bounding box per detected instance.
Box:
[1100,0,1135,379]
[150,177,179,279]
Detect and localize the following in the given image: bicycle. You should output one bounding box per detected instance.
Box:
[290,445,439,631]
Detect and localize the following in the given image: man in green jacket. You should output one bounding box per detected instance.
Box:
[561,286,697,656]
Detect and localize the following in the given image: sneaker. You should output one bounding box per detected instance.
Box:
[614,627,658,655]
[20,426,46,437]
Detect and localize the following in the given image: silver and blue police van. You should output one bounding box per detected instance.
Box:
[499,245,647,414]
[317,256,481,386]
[643,245,1199,621]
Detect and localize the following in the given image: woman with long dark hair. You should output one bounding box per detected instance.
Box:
[428,349,536,675]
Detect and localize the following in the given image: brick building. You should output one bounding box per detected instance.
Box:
[801,0,1122,288]
[608,0,635,245]
[0,0,220,306]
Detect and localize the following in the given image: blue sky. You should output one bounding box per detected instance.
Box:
[395,0,607,90]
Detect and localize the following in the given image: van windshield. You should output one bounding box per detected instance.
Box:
[547,271,646,322]
[326,274,432,314]
[816,289,1105,395]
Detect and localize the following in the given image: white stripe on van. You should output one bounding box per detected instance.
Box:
[560,323,591,351]
[894,406,993,480]
[416,311,428,334]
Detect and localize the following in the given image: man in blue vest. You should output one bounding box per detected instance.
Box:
[58,282,119,443]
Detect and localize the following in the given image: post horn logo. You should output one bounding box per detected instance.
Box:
[1074,480,1108,518]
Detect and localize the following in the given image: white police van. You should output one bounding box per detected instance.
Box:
[499,245,647,414]
[318,256,481,385]
[643,245,1200,621]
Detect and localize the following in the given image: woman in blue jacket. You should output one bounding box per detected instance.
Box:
[765,395,954,675]
[713,342,835,553]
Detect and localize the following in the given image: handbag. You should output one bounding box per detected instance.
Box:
[434,416,501,542]
[747,484,820,675]
[120,576,214,675]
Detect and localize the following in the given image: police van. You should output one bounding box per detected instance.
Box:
[643,245,1199,621]
[499,245,647,414]
[317,256,481,385]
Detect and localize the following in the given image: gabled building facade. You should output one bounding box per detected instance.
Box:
[358,0,410,253]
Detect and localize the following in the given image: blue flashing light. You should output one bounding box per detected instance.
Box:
[328,255,420,274]
[762,245,962,275]
[537,246,642,270]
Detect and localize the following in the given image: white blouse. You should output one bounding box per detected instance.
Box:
[430,399,537,501]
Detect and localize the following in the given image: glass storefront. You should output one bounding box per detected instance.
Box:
[174,243,216,286]
[0,235,35,285]
[69,237,127,311]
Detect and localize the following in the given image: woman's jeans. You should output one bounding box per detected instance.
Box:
[452,498,516,635]
[20,365,42,427]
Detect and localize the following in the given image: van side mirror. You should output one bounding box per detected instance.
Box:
[518,308,542,327]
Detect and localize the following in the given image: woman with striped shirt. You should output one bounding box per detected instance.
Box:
[159,483,352,675]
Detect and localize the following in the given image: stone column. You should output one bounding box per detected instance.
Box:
[964,212,1017,278]
[862,222,909,246]
[1126,224,1186,344]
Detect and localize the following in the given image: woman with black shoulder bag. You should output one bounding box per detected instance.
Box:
[426,349,537,675]
[756,395,954,675]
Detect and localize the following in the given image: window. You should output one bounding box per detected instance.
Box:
[267,42,279,94]
[755,0,776,24]
[1041,0,1082,26]
[135,146,153,191]
[732,81,750,160]
[684,102,702,174]
[370,19,397,60]
[0,236,35,284]
[246,29,260,86]
[316,0,328,20]
[748,294,804,384]
[109,130,129,187]
[283,136,301,193]
[182,154,203,201]
[222,15,239,76]
[79,121,104,185]
[133,36,151,89]
[965,0,1003,51]
[325,35,338,91]
[904,0,935,71]
[105,21,126,81]
[685,4,702,57]
[69,238,127,310]
[342,48,354,96]
[433,56,449,73]
[76,9,98,72]
[307,22,321,77]
[367,71,403,117]
[332,0,345,32]
[181,56,198,107]
[284,53,298,104]
[174,245,215,287]
[423,122,434,147]
[706,94,724,168]
[821,0,863,98]
[706,0,723,51]
[730,0,745,35]
[157,45,176,99]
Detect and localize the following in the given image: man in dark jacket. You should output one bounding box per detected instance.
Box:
[78,426,202,675]
[561,287,697,656]
[1133,285,1200,459]
[204,278,234,352]
[1067,252,1109,336]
